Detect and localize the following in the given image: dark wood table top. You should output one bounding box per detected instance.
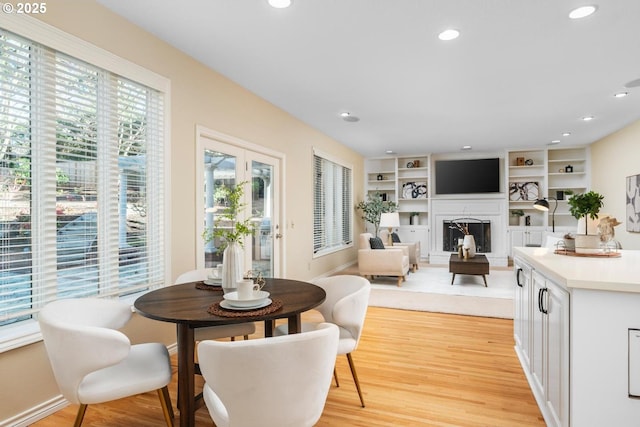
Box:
[134,277,326,328]
[449,253,488,265]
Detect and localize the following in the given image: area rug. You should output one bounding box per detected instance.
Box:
[336,264,515,319]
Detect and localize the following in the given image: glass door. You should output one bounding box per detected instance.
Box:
[198,134,281,278]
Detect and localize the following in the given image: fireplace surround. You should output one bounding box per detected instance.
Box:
[443,219,491,253]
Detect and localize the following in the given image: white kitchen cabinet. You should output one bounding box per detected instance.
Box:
[513,258,533,370]
[521,265,569,427]
[508,227,544,257]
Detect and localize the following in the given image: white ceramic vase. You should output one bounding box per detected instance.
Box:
[462,234,476,258]
[221,241,244,292]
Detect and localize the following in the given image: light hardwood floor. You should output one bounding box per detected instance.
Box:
[33,307,544,426]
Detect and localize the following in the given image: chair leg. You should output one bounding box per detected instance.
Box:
[397,276,403,287]
[243,334,249,340]
[73,404,88,427]
[333,367,340,387]
[231,336,236,341]
[346,353,365,408]
[157,386,175,427]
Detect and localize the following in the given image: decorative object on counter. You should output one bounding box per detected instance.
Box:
[356,192,397,237]
[556,190,564,200]
[516,157,525,166]
[202,181,256,290]
[525,159,534,166]
[626,173,640,232]
[525,215,531,226]
[565,165,573,173]
[533,196,558,232]
[377,174,383,181]
[597,216,622,252]
[509,181,539,201]
[413,159,420,167]
[568,190,605,253]
[406,161,414,168]
[379,212,400,246]
[563,233,575,251]
[553,248,621,258]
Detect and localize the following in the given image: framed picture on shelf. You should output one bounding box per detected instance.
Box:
[509,181,539,201]
[402,182,427,199]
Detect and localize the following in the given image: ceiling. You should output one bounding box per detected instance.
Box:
[97,0,640,157]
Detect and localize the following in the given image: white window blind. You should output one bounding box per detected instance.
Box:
[0,28,166,334]
[313,150,352,256]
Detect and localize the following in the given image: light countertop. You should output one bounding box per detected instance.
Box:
[513,247,640,293]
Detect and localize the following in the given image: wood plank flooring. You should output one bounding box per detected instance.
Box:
[32,307,544,426]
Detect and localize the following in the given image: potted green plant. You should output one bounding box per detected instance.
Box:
[202,181,256,289]
[568,190,604,253]
[510,209,525,226]
[355,192,397,236]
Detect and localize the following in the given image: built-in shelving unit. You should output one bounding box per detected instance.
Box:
[364,155,430,259]
[505,146,589,231]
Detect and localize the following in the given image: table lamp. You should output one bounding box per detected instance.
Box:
[379,212,400,246]
[533,197,557,232]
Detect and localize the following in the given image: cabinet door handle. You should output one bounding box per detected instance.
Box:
[537,288,543,313]
[541,288,549,314]
[516,268,523,287]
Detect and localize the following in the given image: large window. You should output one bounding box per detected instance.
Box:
[0,22,167,349]
[313,149,353,256]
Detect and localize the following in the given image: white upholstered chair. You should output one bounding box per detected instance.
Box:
[380,229,421,272]
[175,269,255,340]
[275,275,371,407]
[38,298,174,427]
[198,323,339,427]
[358,232,410,286]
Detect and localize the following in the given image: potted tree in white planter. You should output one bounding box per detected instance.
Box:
[568,190,604,253]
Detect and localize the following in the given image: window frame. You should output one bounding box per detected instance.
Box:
[312,148,353,258]
[0,14,171,352]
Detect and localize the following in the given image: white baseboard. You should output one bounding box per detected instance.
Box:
[0,396,68,427]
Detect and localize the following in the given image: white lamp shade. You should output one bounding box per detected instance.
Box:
[379,212,400,228]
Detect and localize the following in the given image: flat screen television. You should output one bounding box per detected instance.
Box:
[435,158,500,195]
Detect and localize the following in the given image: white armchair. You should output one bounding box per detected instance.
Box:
[380,229,421,272]
[38,298,174,427]
[198,323,339,427]
[358,232,410,286]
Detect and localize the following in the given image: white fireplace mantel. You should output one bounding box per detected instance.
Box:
[429,198,508,266]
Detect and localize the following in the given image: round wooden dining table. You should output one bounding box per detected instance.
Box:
[134,278,326,427]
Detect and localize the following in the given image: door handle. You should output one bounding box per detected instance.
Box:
[275,233,282,239]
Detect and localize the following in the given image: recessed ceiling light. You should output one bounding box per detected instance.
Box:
[385,150,395,154]
[340,112,360,122]
[562,132,571,137]
[582,116,594,121]
[549,140,561,145]
[614,92,628,98]
[569,5,597,19]
[268,0,292,8]
[461,145,472,150]
[438,29,460,41]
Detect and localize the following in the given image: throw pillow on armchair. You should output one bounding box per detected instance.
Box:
[369,237,385,249]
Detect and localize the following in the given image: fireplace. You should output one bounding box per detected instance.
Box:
[443,219,491,253]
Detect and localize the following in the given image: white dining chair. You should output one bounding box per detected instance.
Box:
[198,323,339,427]
[175,268,255,341]
[38,298,174,427]
[274,274,371,407]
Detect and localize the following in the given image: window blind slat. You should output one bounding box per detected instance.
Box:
[0,27,166,334]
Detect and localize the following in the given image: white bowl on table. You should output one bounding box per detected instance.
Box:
[223,290,270,308]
